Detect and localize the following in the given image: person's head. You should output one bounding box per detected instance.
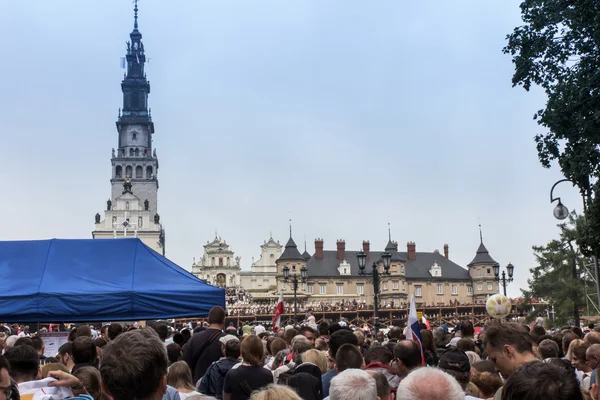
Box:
[393,340,421,375]
[330,369,377,400]
[584,331,600,345]
[270,337,287,358]
[470,363,503,399]
[353,330,365,346]
[301,349,328,374]
[180,329,191,344]
[95,338,108,348]
[13,337,33,348]
[483,322,535,378]
[4,345,40,383]
[315,338,328,352]
[572,344,591,372]
[30,336,45,356]
[223,339,241,359]
[0,356,12,400]
[438,347,471,390]
[75,326,92,338]
[71,336,97,370]
[248,384,302,400]
[565,338,584,361]
[107,323,123,341]
[334,343,363,372]
[208,306,226,328]
[291,335,313,363]
[282,328,298,346]
[57,342,74,369]
[74,366,109,400]
[388,327,402,341]
[538,339,560,360]
[364,345,393,366]
[561,331,577,355]
[153,324,169,342]
[376,331,385,342]
[461,321,474,338]
[366,370,393,400]
[433,327,446,348]
[501,360,583,400]
[419,330,435,353]
[166,343,181,365]
[328,329,359,360]
[456,338,475,353]
[398,366,464,400]
[297,326,316,345]
[586,344,600,370]
[529,325,546,343]
[166,361,195,391]
[100,327,168,400]
[318,322,329,337]
[241,335,265,367]
[41,362,69,378]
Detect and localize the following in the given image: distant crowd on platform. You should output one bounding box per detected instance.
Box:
[1,311,598,400]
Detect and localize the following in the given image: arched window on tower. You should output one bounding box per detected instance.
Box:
[138,216,143,227]
[219,257,224,266]
[125,201,130,210]
[134,148,139,157]
[135,166,143,179]
[129,148,134,157]
[115,166,122,178]
[146,166,153,179]
[125,166,132,178]
[211,257,215,266]
[227,257,230,266]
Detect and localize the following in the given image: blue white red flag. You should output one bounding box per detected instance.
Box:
[406,293,425,365]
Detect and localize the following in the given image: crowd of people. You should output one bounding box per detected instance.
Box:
[0,309,597,400]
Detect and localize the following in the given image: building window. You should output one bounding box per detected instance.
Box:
[115,166,122,178]
[132,132,137,141]
[227,257,230,266]
[292,265,296,271]
[487,283,493,291]
[487,268,491,274]
[134,148,140,157]
[211,257,215,266]
[437,284,443,295]
[357,284,364,295]
[468,286,473,296]
[219,258,223,266]
[337,285,343,294]
[477,284,482,291]
[136,166,143,178]
[452,285,457,295]
[393,281,399,290]
[307,284,313,294]
[382,282,388,291]
[146,166,153,179]
[125,201,130,210]
[129,148,134,156]
[125,165,132,178]
[282,282,286,290]
[415,286,422,297]
[320,285,326,295]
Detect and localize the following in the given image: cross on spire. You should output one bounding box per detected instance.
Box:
[133,0,139,30]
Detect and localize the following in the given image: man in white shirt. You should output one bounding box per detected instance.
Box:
[572,344,593,389]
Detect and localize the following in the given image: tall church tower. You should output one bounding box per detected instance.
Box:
[93,1,165,255]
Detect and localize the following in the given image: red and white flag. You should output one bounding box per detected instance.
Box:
[272,292,284,331]
[422,315,431,330]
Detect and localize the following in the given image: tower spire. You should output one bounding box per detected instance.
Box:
[289,212,292,238]
[388,220,392,241]
[479,224,483,243]
[133,0,139,30]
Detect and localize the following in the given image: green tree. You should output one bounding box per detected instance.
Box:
[504,1,600,257]
[523,214,593,326]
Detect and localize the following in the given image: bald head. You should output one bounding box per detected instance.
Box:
[585,332,600,345]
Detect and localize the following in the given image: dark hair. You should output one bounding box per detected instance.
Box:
[14,337,34,348]
[483,323,533,354]
[94,338,108,348]
[420,330,436,354]
[535,335,552,345]
[5,345,39,382]
[471,370,503,398]
[101,328,168,400]
[0,356,10,374]
[335,343,363,372]
[538,339,560,359]
[181,329,191,344]
[530,325,546,342]
[154,324,169,342]
[172,333,184,346]
[225,339,241,359]
[364,346,393,365]
[166,343,181,365]
[75,326,92,338]
[207,306,226,325]
[283,329,298,345]
[562,332,578,353]
[457,338,475,352]
[74,366,110,400]
[270,338,287,357]
[241,335,264,367]
[502,360,582,400]
[369,371,390,399]
[297,326,315,338]
[45,356,59,364]
[30,336,44,352]
[108,323,123,341]
[72,337,97,365]
[472,360,496,374]
[573,344,589,362]
[329,329,359,358]
[318,322,329,336]
[58,342,72,356]
[388,327,402,340]
[571,327,583,339]
[394,340,421,370]
[461,320,474,338]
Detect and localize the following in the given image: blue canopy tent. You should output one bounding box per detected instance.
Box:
[0,238,225,322]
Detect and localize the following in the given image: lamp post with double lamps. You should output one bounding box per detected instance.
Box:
[356,251,391,336]
[493,263,514,296]
[282,265,307,324]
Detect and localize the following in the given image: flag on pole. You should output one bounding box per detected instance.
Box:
[272,291,284,331]
[120,57,126,69]
[422,315,431,330]
[406,293,425,365]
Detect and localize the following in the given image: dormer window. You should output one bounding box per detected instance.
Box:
[429,262,442,277]
[338,260,351,276]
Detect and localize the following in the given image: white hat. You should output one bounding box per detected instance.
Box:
[254,325,266,335]
[219,334,239,346]
[446,337,461,347]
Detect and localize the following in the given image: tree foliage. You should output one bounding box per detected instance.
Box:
[504,1,600,256]
[523,214,593,326]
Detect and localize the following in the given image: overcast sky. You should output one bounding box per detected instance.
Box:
[0,1,582,298]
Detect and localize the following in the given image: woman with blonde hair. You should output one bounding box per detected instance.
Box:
[167,361,202,399]
[566,339,585,361]
[223,335,273,400]
[249,384,301,400]
[301,349,328,375]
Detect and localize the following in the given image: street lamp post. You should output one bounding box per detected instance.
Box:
[357,251,391,336]
[550,178,600,322]
[282,265,307,324]
[493,263,514,296]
